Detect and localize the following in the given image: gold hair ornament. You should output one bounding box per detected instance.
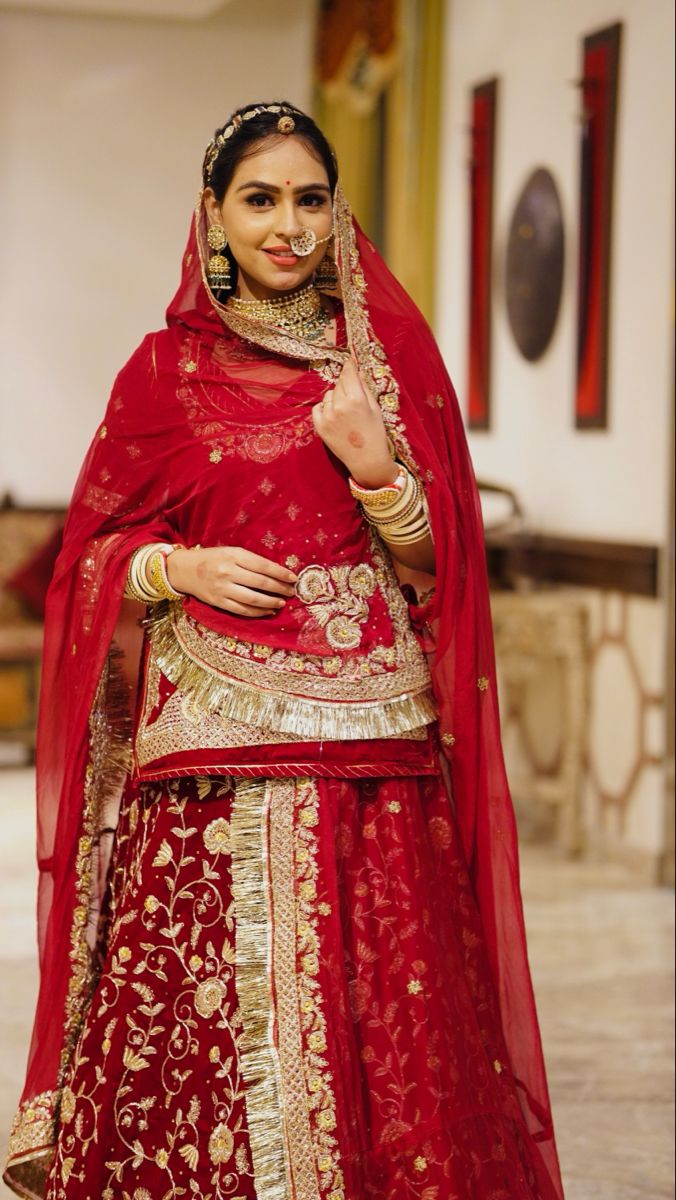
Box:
[204,104,298,181]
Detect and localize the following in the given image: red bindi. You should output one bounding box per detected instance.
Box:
[285,180,291,185]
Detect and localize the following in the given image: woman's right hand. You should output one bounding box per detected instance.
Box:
[166,546,297,617]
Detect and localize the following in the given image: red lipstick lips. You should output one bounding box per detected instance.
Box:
[262,246,300,266]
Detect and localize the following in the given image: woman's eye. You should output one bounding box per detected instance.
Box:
[299,194,327,208]
[246,193,273,207]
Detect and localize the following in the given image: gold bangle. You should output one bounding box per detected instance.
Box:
[349,467,407,510]
[125,543,184,603]
[376,500,431,544]
[147,549,184,601]
[381,521,431,546]
[384,523,432,547]
[125,546,155,602]
[380,518,431,545]
[365,477,422,529]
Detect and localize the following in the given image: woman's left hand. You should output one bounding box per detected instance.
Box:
[312,357,397,489]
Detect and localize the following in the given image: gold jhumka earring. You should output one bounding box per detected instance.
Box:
[315,251,339,289]
[206,224,231,288]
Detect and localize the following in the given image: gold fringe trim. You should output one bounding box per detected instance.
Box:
[268,781,322,1198]
[146,605,437,741]
[230,779,292,1200]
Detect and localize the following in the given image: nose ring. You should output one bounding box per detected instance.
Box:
[290,228,318,256]
[289,228,332,257]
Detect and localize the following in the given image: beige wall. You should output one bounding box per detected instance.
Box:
[0,0,314,503]
[437,0,674,545]
[436,0,674,876]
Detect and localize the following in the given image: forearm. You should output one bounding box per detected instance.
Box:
[385,532,435,574]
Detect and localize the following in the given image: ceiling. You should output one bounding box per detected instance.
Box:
[0,0,231,18]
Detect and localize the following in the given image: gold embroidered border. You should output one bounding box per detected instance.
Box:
[331,185,416,470]
[230,779,293,1199]
[3,1092,56,1199]
[268,781,321,1198]
[285,779,344,1197]
[134,661,428,770]
[147,604,435,741]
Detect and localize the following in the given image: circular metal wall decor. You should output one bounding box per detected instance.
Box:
[505,167,565,362]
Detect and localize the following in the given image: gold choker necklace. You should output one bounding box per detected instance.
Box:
[227,282,331,342]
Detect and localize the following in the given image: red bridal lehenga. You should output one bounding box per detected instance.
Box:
[4,185,565,1200]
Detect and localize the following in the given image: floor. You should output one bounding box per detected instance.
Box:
[0,768,673,1199]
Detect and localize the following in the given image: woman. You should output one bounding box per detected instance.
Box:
[4,102,565,1200]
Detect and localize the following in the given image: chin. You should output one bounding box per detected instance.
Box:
[276,279,308,292]
[269,271,314,292]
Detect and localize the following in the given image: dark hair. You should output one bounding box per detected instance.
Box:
[204,100,339,201]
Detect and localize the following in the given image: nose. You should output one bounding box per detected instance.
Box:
[275,199,304,241]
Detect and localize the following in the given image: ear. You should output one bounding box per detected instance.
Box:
[202,187,223,225]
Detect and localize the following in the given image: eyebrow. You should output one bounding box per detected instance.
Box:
[236,180,332,194]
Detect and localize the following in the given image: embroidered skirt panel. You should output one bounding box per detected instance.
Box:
[44,774,561,1200]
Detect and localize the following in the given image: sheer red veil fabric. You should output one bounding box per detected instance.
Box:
[4,184,564,1200]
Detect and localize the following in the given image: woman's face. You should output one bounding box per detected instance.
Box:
[204,136,333,301]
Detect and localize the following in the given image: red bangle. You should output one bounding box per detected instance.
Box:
[348,467,406,497]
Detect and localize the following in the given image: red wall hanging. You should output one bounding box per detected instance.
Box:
[575,22,623,429]
[467,78,498,430]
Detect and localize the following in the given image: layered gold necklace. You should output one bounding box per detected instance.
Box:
[227,281,331,342]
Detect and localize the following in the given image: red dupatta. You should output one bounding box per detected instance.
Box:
[4,184,564,1199]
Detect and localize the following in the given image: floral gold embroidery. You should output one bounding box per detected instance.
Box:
[296,562,376,651]
[194,978,227,1019]
[48,778,255,1199]
[203,816,231,854]
[208,1122,234,1164]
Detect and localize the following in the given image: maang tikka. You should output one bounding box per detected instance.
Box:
[206,223,231,288]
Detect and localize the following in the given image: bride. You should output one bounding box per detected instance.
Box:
[4,100,564,1200]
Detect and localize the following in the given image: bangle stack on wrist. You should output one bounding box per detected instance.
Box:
[124,543,185,603]
[349,464,431,546]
